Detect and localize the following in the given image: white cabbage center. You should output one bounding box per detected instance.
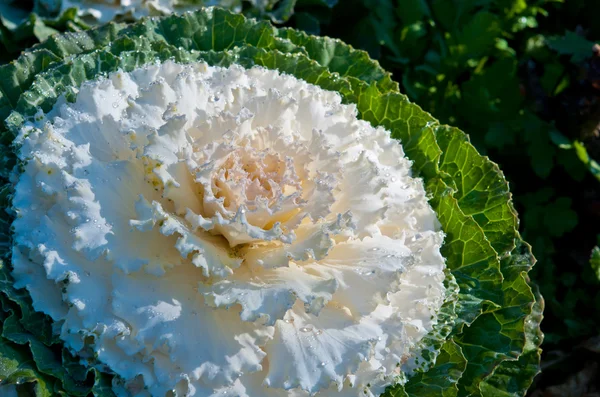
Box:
[11,62,446,397]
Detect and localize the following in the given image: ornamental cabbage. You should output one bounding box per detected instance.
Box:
[12,60,449,396]
[0,7,542,397]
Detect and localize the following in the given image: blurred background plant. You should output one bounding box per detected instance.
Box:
[1,0,600,394]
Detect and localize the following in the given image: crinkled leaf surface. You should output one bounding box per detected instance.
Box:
[479,281,544,397]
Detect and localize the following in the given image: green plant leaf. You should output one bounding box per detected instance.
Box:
[456,238,537,396]
[591,246,600,282]
[452,12,502,62]
[435,126,517,255]
[546,30,598,63]
[479,281,544,397]
[404,340,467,397]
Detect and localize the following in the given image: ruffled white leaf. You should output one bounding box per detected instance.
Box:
[130,196,241,277]
[203,262,338,325]
[110,266,270,391]
[12,61,448,396]
[263,302,381,394]
[242,212,354,269]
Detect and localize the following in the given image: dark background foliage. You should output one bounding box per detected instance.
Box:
[2,0,600,395]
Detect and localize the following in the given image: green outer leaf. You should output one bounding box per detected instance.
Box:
[435,126,517,256]
[0,332,48,387]
[90,371,116,397]
[277,27,398,93]
[0,22,126,125]
[455,238,536,395]
[0,7,539,397]
[0,264,56,396]
[0,255,58,348]
[0,6,89,64]
[2,313,93,396]
[404,340,467,397]
[479,279,544,397]
[0,258,103,396]
[426,179,502,326]
[0,50,61,125]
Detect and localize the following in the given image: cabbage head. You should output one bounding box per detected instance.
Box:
[0,7,543,397]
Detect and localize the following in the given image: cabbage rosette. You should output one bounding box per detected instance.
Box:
[0,8,542,397]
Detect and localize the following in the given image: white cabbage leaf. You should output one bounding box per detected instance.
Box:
[11,61,448,396]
